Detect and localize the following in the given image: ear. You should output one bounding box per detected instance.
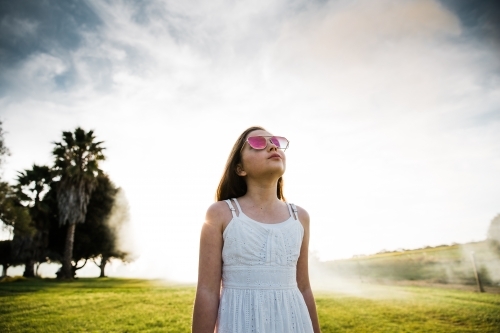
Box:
[236,164,247,177]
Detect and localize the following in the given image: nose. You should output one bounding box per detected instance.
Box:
[267,138,278,151]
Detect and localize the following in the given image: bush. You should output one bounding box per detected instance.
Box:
[0,275,27,283]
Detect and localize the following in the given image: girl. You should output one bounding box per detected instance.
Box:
[192,126,321,333]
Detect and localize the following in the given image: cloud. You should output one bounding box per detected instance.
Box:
[1,0,499,280]
[439,0,500,46]
[0,0,102,96]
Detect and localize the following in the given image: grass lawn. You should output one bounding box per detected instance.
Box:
[1,278,499,332]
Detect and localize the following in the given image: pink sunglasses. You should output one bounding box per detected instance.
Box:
[243,136,289,151]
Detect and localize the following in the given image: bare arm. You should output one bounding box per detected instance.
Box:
[296,207,321,333]
[192,202,229,333]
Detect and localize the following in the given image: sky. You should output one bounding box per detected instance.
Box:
[1,0,499,282]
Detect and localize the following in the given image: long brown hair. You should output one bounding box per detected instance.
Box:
[216,126,285,202]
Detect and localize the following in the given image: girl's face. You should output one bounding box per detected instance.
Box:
[238,129,286,179]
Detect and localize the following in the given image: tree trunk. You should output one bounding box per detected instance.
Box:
[99,257,108,278]
[23,259,35,278]
[61,223,76,279]
[1,264,9,277]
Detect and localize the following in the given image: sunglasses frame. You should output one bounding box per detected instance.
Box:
[242,135,289,152]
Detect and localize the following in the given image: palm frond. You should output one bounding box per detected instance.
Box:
[53,128,105,226]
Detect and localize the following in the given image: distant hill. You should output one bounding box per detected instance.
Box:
[318,241,500,287]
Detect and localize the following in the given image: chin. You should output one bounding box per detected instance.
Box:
[273,167,286,177]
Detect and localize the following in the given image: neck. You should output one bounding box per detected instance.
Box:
[242,176,281,207]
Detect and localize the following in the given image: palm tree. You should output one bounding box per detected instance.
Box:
[16,165,53,207]
[52,128,105,279]
[15,165,53,277]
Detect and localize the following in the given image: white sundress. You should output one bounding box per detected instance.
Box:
[216,198,314,333]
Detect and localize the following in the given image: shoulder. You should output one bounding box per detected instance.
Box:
[205,200,233,230]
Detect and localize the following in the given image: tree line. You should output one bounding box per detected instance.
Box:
[0,123,131,279]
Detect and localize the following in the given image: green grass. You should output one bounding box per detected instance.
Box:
[0,278,194,333]
[1,278,500,332]
[316,287,500,333]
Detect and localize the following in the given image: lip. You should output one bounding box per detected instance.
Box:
[268,153,282,159]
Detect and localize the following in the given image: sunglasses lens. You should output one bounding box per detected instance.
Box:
[270,136,288,149]
[247,136,267,149]
[246,136,289,150]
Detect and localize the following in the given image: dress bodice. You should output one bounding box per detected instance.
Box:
[221,199,304,289]
[222,210,304,268]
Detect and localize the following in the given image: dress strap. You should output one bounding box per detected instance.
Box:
[232,198,243,216]
[286,202,294,218]
[224,199,237,218]
[289,203,299,220]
